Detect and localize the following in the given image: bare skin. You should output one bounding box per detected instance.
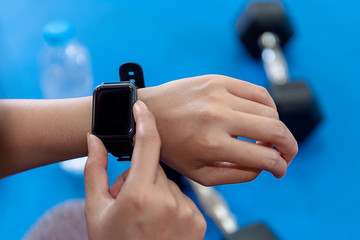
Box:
[85,101,206,240]
[0,74,298,185]
[139,75,298,185]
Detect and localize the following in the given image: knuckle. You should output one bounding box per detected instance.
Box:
[287,140,299,161]
[162,196,177,216]
[195,215,207,235]
[197,106,224,124]
[264,107,279,120]
[255,86,273,105]
[126,192,151,212]
[206,74,223,80]
[292,141,299,156]
[195,134,222,157]
[168,180,180,191]
[184,211,207,237]
[264,150,282,171]
[270,121,287,142]
[206,92,223,104]
[203,74,225,89]
[180,206,194,221]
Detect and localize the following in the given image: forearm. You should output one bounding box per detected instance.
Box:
[0,75,297,185]
[0,97,92,178]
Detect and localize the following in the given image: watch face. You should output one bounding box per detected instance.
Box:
[93,85,135,137]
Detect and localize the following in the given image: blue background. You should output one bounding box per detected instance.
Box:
[1,0,360,239]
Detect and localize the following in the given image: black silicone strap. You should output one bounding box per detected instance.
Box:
[104,62,144,160]
[103,139,134,159]
[119,62,145,88]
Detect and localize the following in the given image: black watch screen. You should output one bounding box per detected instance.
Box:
[91,62,143,159]
[92,83,137,138]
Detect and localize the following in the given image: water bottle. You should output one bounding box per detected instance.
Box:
[39,20,93,176]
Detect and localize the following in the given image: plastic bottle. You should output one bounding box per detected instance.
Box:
[39,20,93,98]
[39,20,93,176]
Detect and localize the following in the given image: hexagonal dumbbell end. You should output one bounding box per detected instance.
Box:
[236,1,293,59]
[269,81,323,142]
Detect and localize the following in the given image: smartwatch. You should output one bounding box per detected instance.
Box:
[92,63,145,159]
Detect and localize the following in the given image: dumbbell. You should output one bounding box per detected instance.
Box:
[236,1,322,142]
[188,179,278,240]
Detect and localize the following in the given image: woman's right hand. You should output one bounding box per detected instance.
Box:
[84,101,206,240]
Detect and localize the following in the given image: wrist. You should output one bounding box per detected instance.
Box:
[137,87,152,104]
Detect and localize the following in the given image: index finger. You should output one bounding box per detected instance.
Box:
[227,112,298,163]
[124,100,161,188]
[219,75,277,109]
[84,133,112,205]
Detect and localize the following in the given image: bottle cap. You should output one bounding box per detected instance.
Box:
[43,20,75,46]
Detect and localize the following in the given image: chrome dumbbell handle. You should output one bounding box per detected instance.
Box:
[259,32,290,85]
[187,179,239,235]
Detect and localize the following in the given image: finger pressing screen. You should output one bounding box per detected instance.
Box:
[124,101,161,188]
[84,133,111,204]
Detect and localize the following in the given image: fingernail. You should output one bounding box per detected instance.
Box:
[135,100,146,109]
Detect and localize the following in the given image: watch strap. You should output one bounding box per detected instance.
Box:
[119,62,145,88]
[103,139,134,160]
[93,62,144,160]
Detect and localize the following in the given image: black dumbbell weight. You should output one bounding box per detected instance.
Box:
[236,1,322,142]
[188,179,278,240]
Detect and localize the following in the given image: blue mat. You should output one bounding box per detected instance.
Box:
[1,0,360,239]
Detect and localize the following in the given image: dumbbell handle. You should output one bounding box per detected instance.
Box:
[187,179,239,235]
[259,32,290,85]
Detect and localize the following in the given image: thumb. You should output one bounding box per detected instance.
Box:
[84,133,111,204]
